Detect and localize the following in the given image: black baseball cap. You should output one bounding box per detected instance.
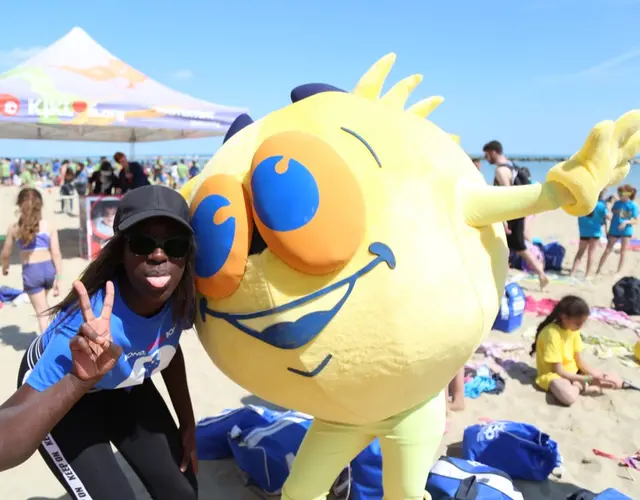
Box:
[114,185,193,234]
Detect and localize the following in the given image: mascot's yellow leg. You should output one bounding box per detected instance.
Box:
[377,392,445,500]
[281,419,371,500]
[281,392,445,500]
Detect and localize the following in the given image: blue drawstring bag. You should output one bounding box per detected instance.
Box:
[426,456,524,500]
[196,405,281,460]
[543,242,566,271]
[348,439,384,499]
[462,421,561,481]
[227,410,313,494]
[0,286,23,303]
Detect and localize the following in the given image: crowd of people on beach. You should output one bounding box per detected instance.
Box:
[0,154,202,195]
[0,141,637,498]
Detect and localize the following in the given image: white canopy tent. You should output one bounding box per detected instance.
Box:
[0,27,246,146]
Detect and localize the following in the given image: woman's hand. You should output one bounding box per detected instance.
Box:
[52,279,60,297]
[2,268,7,276]
[179,423,198,474]
[70,280,121,384]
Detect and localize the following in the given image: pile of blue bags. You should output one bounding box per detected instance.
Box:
[197,408,523,499]
[196,407,631,499]
[510,239,566,272]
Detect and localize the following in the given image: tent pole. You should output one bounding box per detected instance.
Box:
[129,129,136,160]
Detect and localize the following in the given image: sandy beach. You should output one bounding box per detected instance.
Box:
[0,186,639,499]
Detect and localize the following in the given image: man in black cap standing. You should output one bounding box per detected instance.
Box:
[114,152,150,194]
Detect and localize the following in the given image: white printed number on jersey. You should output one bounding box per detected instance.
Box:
[116,345,177,389]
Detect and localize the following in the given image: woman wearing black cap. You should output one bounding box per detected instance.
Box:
[14,185,198,500]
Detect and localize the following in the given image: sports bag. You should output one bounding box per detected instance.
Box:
[612,276,640,315]
[567,487,632,500]
[426,456,524,500]
[462,420,561,481]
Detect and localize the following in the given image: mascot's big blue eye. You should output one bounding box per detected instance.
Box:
[191,194,236,277]
[251,156,320,232]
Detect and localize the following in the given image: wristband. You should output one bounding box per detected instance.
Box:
[56,274,62,279]
[583,375,589,386]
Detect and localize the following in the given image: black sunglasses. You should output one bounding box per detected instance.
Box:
[126,234,191,259]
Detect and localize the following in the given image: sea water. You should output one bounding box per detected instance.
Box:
[477,160,640,192]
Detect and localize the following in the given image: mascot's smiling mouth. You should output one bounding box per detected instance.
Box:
[199,242,396,376]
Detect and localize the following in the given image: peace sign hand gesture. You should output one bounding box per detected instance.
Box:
[70,280,122,384]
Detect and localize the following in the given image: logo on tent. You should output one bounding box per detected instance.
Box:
[27,99,125,122]
[0,94,20,116]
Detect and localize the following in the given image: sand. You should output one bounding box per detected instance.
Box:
[0,186,639,499]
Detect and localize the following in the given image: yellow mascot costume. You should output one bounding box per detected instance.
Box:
[181,54,639,499]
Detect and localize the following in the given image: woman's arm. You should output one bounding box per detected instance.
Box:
[161,346,195,428]
[0,376,93,472]
[161,345,197,472]
[1,225,14,274]
[0,290,123,472]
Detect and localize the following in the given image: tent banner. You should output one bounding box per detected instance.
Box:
[0,94,237,130]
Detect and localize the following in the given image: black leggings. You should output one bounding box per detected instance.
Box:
[18,352,198,500]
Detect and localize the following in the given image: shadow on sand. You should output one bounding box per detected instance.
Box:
[0,324,37,351]
[241,394,288,412]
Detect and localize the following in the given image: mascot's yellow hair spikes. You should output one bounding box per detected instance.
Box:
[380,74,422,108]
[408,95,445,118]
[353,53,444,118]
[352,52,396,100]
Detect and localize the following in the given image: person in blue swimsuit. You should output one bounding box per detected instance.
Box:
[15,185,198,500]
[570,191,609,277]
[597,184,639,275]
[1,188,63,333]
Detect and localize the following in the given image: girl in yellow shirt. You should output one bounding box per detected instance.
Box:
[530,295,622,406]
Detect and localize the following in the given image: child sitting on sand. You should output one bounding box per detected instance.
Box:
[570,191,609,277]
[596,184,638,275]
[531,295,622,406]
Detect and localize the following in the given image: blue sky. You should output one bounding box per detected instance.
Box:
[0,0,639,158]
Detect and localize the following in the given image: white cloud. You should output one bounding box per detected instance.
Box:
[171,69,194,80]
[541,48,640,84]
[0,46,44,67]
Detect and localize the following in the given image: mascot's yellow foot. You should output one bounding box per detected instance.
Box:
[546,110,640,216]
